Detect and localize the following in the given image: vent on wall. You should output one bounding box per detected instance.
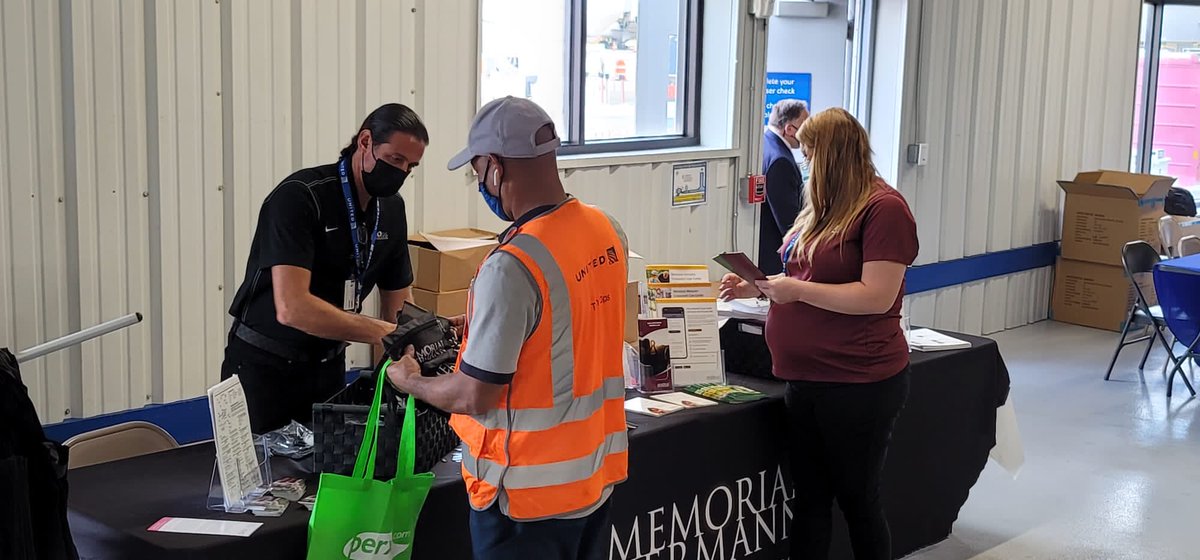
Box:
[774,0,831,18]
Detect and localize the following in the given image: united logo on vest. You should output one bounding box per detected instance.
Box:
[450,199,629,520]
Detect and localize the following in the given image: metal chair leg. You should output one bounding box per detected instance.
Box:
[1182,340,1200,397]
[1138,329,1157,371]
[1105,305,1139,380]
[1167,359,1196,398]
[1155,328,1188,398]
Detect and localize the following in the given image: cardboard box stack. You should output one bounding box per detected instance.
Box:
[408,229,498,317]
[1052,170,1175,331]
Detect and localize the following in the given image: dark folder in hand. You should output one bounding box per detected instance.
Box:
[713,252,768,282]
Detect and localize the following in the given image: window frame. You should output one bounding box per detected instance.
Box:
[483,0,704,156]
[1132,0,1200,174]
[845,0,877,128]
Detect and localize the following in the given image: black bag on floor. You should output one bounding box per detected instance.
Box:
[0,349,78,560]
[313,303,461,478]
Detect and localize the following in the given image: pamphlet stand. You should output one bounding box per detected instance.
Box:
[636,363,674,395]
[719,350,728,385]
[206,436,273,513]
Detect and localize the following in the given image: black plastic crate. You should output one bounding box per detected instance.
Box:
[312,374,459,479]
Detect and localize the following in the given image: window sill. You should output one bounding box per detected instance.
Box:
[557,145,741,171]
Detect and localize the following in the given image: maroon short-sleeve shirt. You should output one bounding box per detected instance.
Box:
[765,182,919,383]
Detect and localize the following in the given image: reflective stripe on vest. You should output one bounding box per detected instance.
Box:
[449,200,628,521]
[470,376,626,432]
[462,430,628,490]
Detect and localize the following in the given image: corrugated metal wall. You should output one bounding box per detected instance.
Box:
[1,0,74,421]
[562,160,740,263]
[896,0,1141,335]
[0,0,1142,421]
[1,0,758,421]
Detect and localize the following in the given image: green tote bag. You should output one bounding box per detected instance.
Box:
[307,359,435,560]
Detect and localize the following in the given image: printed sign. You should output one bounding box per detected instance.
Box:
[763,72,813,125]
[672,162,708,208]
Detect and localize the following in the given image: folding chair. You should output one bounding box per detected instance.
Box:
[1153,263,1200,398]
[63,421,178,469]
[1180,235,1200,257]
[1104,241,1171,382]
[1160,215,1180,257]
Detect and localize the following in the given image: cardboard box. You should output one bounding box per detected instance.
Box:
[408,229,498,292]
[412,288,469,318]
[1051,257,1156,332]
[1057,170,1175,266]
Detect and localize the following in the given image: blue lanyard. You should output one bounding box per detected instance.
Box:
[781,233,800,271]
[338,159,380,306]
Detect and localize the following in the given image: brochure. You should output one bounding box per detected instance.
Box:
[654,297,723,386]
[625,397,685,417]
[637,319,676,394]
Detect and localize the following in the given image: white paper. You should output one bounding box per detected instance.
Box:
[717,298,769,321]
[207,376,263,509]
[625,397,684,417]
[650,392,717,408]
[648,283,715,313]
[419,232,497,253]
[654,298,723,386]
[907,328,972,352]
[147,517,262,537]
[990,397,1025,477]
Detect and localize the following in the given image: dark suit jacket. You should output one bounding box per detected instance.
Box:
[758,129,804,275]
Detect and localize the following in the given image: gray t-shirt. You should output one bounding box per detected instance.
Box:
[458,251,541,384]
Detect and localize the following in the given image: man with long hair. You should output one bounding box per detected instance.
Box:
[223,104,428,433]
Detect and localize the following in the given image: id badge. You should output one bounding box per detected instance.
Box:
[343,279,358,312]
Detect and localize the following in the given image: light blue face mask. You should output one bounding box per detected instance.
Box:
[479,160,511,221]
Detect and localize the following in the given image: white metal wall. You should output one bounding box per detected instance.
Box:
[0,0,1142,421]
[893,0,1142,335]
[1,0,759,422]
[1,0,74,421]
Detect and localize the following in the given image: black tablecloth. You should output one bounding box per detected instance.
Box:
[68,333,1008,560]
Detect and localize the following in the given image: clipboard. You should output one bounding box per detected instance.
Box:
[713,252,768,282]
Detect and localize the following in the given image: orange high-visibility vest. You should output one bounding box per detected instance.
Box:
[449,199,629,520]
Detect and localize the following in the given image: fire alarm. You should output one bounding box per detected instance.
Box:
[747,175,766,204]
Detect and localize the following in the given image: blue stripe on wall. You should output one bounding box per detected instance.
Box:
[42,246,1059,443]
[906,242,1059,295]
[41,369,372,445]
[42,396,213,445]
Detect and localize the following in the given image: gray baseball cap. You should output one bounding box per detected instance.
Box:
[447,96,562,170]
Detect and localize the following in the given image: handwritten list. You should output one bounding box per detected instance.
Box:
[207,376,263,510]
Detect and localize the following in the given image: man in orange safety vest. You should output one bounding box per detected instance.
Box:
[386,96,629,560]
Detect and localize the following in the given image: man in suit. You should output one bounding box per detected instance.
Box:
[759,99,809,276]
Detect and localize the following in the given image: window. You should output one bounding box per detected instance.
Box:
[479,0,702,153]
[845,0,877,127]
[1132,1,1200,191]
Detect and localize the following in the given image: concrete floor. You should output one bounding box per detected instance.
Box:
[908,321,1200,560]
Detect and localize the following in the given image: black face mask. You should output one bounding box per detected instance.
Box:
[362,146,409,197]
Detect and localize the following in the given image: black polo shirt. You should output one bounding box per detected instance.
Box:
[228,160,413,353]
